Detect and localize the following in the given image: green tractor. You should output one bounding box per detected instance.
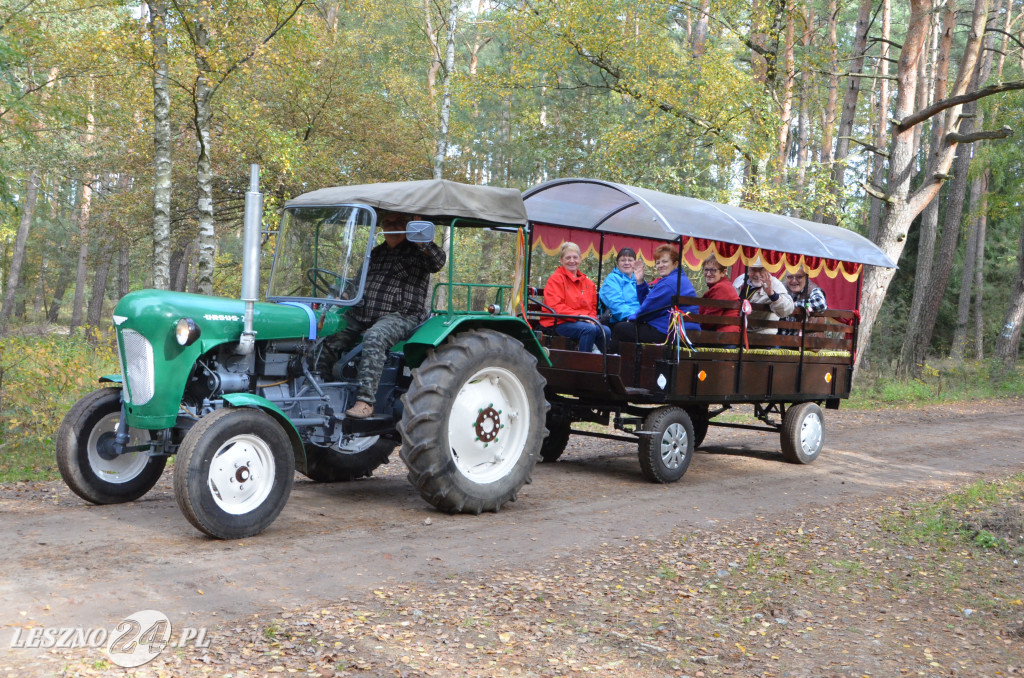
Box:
[56,170,550,539]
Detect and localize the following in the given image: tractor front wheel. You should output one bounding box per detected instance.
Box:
[399,330,548,514]
[56,387,166,504]
[173,408,294,539]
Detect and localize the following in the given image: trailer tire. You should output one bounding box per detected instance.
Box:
[302,437,396,482]
[174,408,294,539]
[56,387,165,504]
[684,405,710,449]
[780,402,824,464]
[638,406,694,484]
[399,329,547,514]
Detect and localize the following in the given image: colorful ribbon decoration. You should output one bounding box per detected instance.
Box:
[740,298,752,351]
[663,307,696,360]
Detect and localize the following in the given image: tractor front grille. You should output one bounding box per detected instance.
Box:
[119,329,155,405]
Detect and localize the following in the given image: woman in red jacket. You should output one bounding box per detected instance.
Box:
[540,242,611,353]
[700,255,741,336]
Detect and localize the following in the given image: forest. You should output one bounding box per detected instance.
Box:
[2,0,1024,379]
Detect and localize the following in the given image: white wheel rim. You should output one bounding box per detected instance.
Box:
[86,412,150,483]
[660,422,689,470]
[799,412,823,457]
[447,366,530,484]
[207,434,276,515]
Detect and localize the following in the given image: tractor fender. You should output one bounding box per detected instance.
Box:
[401,316,550,368]
[221,393,308,474]
[99,375,123,384]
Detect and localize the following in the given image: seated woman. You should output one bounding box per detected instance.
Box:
[599,247,648,323]
[779,265,828,336]
[539,242,612,353]
[699,255,741,335]
[610,244,700,352]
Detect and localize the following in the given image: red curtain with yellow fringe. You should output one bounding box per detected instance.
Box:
[531,224,862,311]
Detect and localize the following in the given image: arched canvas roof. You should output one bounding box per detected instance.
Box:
[285,179,527,226]
[522,178,896,268]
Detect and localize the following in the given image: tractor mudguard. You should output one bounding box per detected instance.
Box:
[221,393,308,474]
[400,315,550,368]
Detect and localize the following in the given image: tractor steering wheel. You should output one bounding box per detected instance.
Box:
[305,267,346,298]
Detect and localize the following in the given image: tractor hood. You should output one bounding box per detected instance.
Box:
[112,289,329,429]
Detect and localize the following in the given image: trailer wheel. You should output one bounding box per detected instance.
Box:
[303,437,397,482]
[780,402,824,464]
[174,408,294,539]
[638,406,694,484]
[56,387,165,504]
[684,405,710,449]
[539,409,571,463]
[399,329,548,514]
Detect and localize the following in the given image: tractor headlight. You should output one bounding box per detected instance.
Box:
[175,317,201,346]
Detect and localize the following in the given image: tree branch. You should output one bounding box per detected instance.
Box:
[859,181,894,203]
[896,81,1024,130]
[945,125,1013,143]
[210,0,307,99]
[840,135,889,158]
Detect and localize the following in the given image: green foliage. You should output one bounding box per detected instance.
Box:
[0,329,119,482]
[851,360,1024,408]
[880,474,1024,556]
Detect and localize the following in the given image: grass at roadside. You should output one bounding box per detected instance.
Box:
[849,358,1024,409]
[0,329,119,483]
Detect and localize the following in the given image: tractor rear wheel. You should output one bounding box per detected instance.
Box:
[399,330,548,514]
[539,407,572,463]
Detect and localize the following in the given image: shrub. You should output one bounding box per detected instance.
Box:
[0,328,119,481]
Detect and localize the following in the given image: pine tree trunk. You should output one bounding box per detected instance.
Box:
[775,9,795,183]
[119,239,131,299]
[949,171,984,360]
[86,241,114,329]
[900,120,974,372]
[69,179,93,331]
[856,0,931,376]
[148,0,173,290]
[972,172,988,360]
[0,170,40,331]
[894,4,953,373]
[46,248,72,323]
[825,0,872,225]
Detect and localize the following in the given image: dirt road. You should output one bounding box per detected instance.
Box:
[2,399,1023,673]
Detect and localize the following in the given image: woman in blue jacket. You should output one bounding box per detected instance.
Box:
[599,248,648,323]
[609,244,699,352]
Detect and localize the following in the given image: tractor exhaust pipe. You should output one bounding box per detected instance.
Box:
[237,164,263,355]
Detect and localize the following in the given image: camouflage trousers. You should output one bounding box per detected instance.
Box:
[319,313,422,406]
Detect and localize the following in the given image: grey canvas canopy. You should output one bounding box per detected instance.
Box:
[284,179,528,226]
[523,178,896,268]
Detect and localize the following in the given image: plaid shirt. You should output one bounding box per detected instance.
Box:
[780,284,827,335]
[350,240,446,325]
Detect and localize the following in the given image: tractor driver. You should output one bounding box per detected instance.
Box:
[321,209,446,419]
